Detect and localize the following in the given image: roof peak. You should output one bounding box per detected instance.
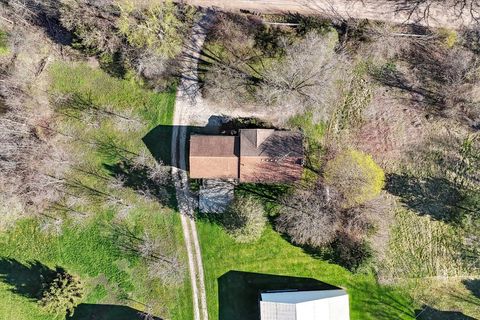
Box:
[240,128,274,148]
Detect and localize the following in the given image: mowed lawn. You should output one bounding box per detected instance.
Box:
[0,62,192,320]
[198,222,416,320]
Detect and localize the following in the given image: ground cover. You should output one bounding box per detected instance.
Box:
[197,221,416,320]
[0,62,191,320]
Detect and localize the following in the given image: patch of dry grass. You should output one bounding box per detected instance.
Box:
[403,277,480,319]
[380,209,476,283]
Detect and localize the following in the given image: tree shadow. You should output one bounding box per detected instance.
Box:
[370,64,441,112]
[415,305,476,320]
[236,183,291,205]
[386,173,464,223]
[68,303,163,320]
[348,280,414,319]
[218,270,341,320]
[107,223,144,258]
[4,0,72,46]
[462,279,480,300]
[103,159,177,209]
[98,51,127,79]
[0,258,62,301]
[387,0,480,24]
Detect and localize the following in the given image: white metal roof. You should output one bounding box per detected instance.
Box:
[260,289,350,320]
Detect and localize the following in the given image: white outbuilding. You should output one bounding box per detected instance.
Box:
[260,289,350,320]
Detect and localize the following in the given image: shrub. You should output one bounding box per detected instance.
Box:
[437,28,457,48]
[223,195,266,243]
[331,232,373,272]
[276,188,340,248]
[324,149,385,207]
[39,270,84,318]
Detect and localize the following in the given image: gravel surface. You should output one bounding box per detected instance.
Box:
[184,0,474,29]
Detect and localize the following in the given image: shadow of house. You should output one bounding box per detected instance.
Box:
[0,258,60,301]
[415,305,476,320]
[142,115,230,169]
[68,304,163,320]
[217,270,341,320]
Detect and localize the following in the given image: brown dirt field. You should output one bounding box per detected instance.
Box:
[183,0,476,29]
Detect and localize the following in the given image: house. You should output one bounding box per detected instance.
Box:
[189,129,304,183]
[260,289,350,320]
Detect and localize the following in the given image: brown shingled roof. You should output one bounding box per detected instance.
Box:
[240,130,304,158]
[188,129,304,182]
[239,157,303,183]
[190,135,239,157]
[189,135,239,179]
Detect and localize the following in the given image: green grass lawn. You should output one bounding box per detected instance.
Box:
[0,29,9,56]
[197,221,417,320]
[0,62,192,320]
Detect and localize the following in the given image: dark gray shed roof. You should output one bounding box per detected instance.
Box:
[240,129,304,158]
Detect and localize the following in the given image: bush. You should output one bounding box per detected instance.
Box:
[223,195,266,243]
[331,232,373,272]
[276,188,340,248]
[437,28,457,48]
[324,149,385,207]
[39,270,84,318]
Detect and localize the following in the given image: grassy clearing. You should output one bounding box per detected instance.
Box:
[0,62,191,319]
[404,277,480,318]
[382,209,468,281]
[197,221,416,320]
[328,63,373,136]
[380,209,480,318]
[0,29,8,56]
[49,62,175,128]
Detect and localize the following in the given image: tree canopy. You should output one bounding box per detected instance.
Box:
[324,149,385,207]
[222,195,266,243]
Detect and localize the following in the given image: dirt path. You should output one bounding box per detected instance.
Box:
[184,0,475,29]
[171,11,213,320]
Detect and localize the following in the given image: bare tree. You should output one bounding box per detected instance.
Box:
[203,28,348,121]
[112,225,186,286]
[60,0,121,53]
[276,187,340,248]
[202,62,256,107]
[0,90,71,215]
[257,31,348,118]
